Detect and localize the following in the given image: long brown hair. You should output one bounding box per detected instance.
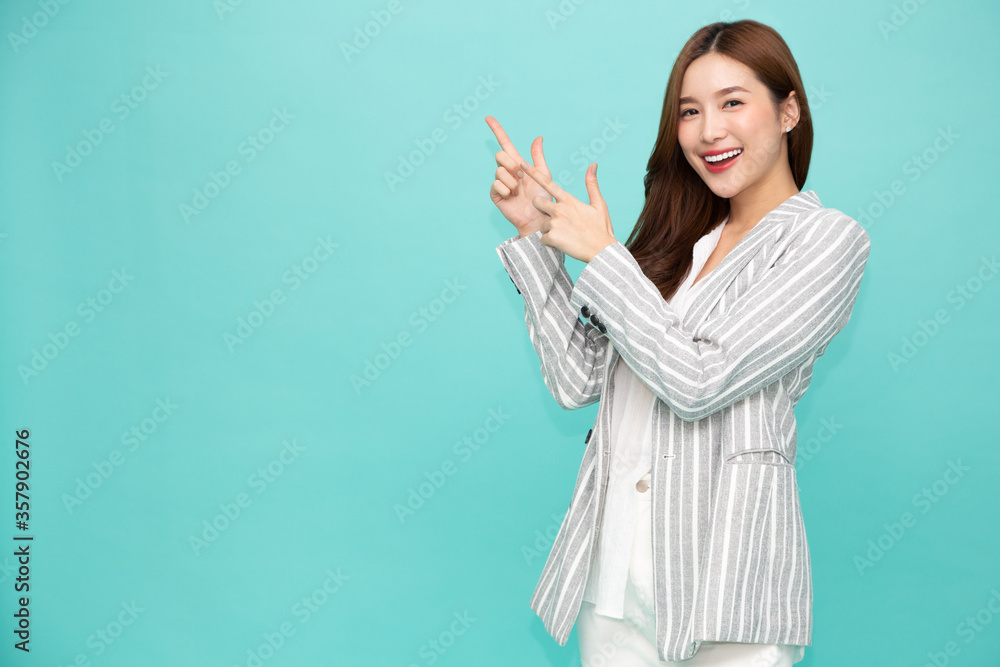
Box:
[624,20,814,302]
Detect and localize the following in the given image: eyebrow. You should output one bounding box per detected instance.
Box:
[678,86,750,105]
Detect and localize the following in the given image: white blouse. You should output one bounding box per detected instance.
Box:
[582,215,728,617]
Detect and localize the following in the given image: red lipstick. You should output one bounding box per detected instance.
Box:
[700,147,743,174]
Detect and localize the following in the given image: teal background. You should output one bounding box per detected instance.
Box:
[1,0,998,665]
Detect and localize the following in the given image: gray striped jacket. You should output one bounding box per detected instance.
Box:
[495,190,870,661]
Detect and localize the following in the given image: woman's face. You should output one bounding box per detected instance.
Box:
[677,52,795,201]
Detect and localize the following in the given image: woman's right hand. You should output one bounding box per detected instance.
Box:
[486,116,554,238]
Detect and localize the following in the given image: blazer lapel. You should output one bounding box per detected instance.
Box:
[680,190,823,332]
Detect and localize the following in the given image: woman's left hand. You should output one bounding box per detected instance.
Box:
[518,158,618,263]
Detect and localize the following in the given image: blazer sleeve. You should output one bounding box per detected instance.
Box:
[496,230,612,410]
[568,210,871,421]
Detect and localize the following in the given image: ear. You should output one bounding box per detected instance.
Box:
[781,91,800,130]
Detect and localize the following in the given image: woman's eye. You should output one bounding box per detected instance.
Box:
[681,100,741,117]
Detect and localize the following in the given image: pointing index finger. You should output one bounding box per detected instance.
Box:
[519,161,568,201]
[485,116,525,164]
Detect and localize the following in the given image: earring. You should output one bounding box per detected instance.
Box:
[785,126,791,132]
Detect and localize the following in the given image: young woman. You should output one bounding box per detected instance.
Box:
[488,19,870,666]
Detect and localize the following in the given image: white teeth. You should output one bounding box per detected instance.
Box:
[704,148,743,163]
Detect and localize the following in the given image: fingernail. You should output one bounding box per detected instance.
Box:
[516,170,524,178]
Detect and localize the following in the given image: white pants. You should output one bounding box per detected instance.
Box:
[577,471,804,666]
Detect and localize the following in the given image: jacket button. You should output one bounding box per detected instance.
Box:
[508,275,521,295]
[580,305,591,318]
[589,314,601,327]
[597,322,607,334]
[585,428,593,444]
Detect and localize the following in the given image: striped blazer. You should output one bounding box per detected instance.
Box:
[495,190,870,662]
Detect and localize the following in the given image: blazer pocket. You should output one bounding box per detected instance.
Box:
[725,447,794,468]
[721,383,796,468]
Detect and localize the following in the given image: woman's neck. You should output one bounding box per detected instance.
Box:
[726,172,800,234]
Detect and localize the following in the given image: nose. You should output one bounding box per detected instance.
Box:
[699,108,726,145]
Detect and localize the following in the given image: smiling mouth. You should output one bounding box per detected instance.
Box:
[703,148,743,164]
